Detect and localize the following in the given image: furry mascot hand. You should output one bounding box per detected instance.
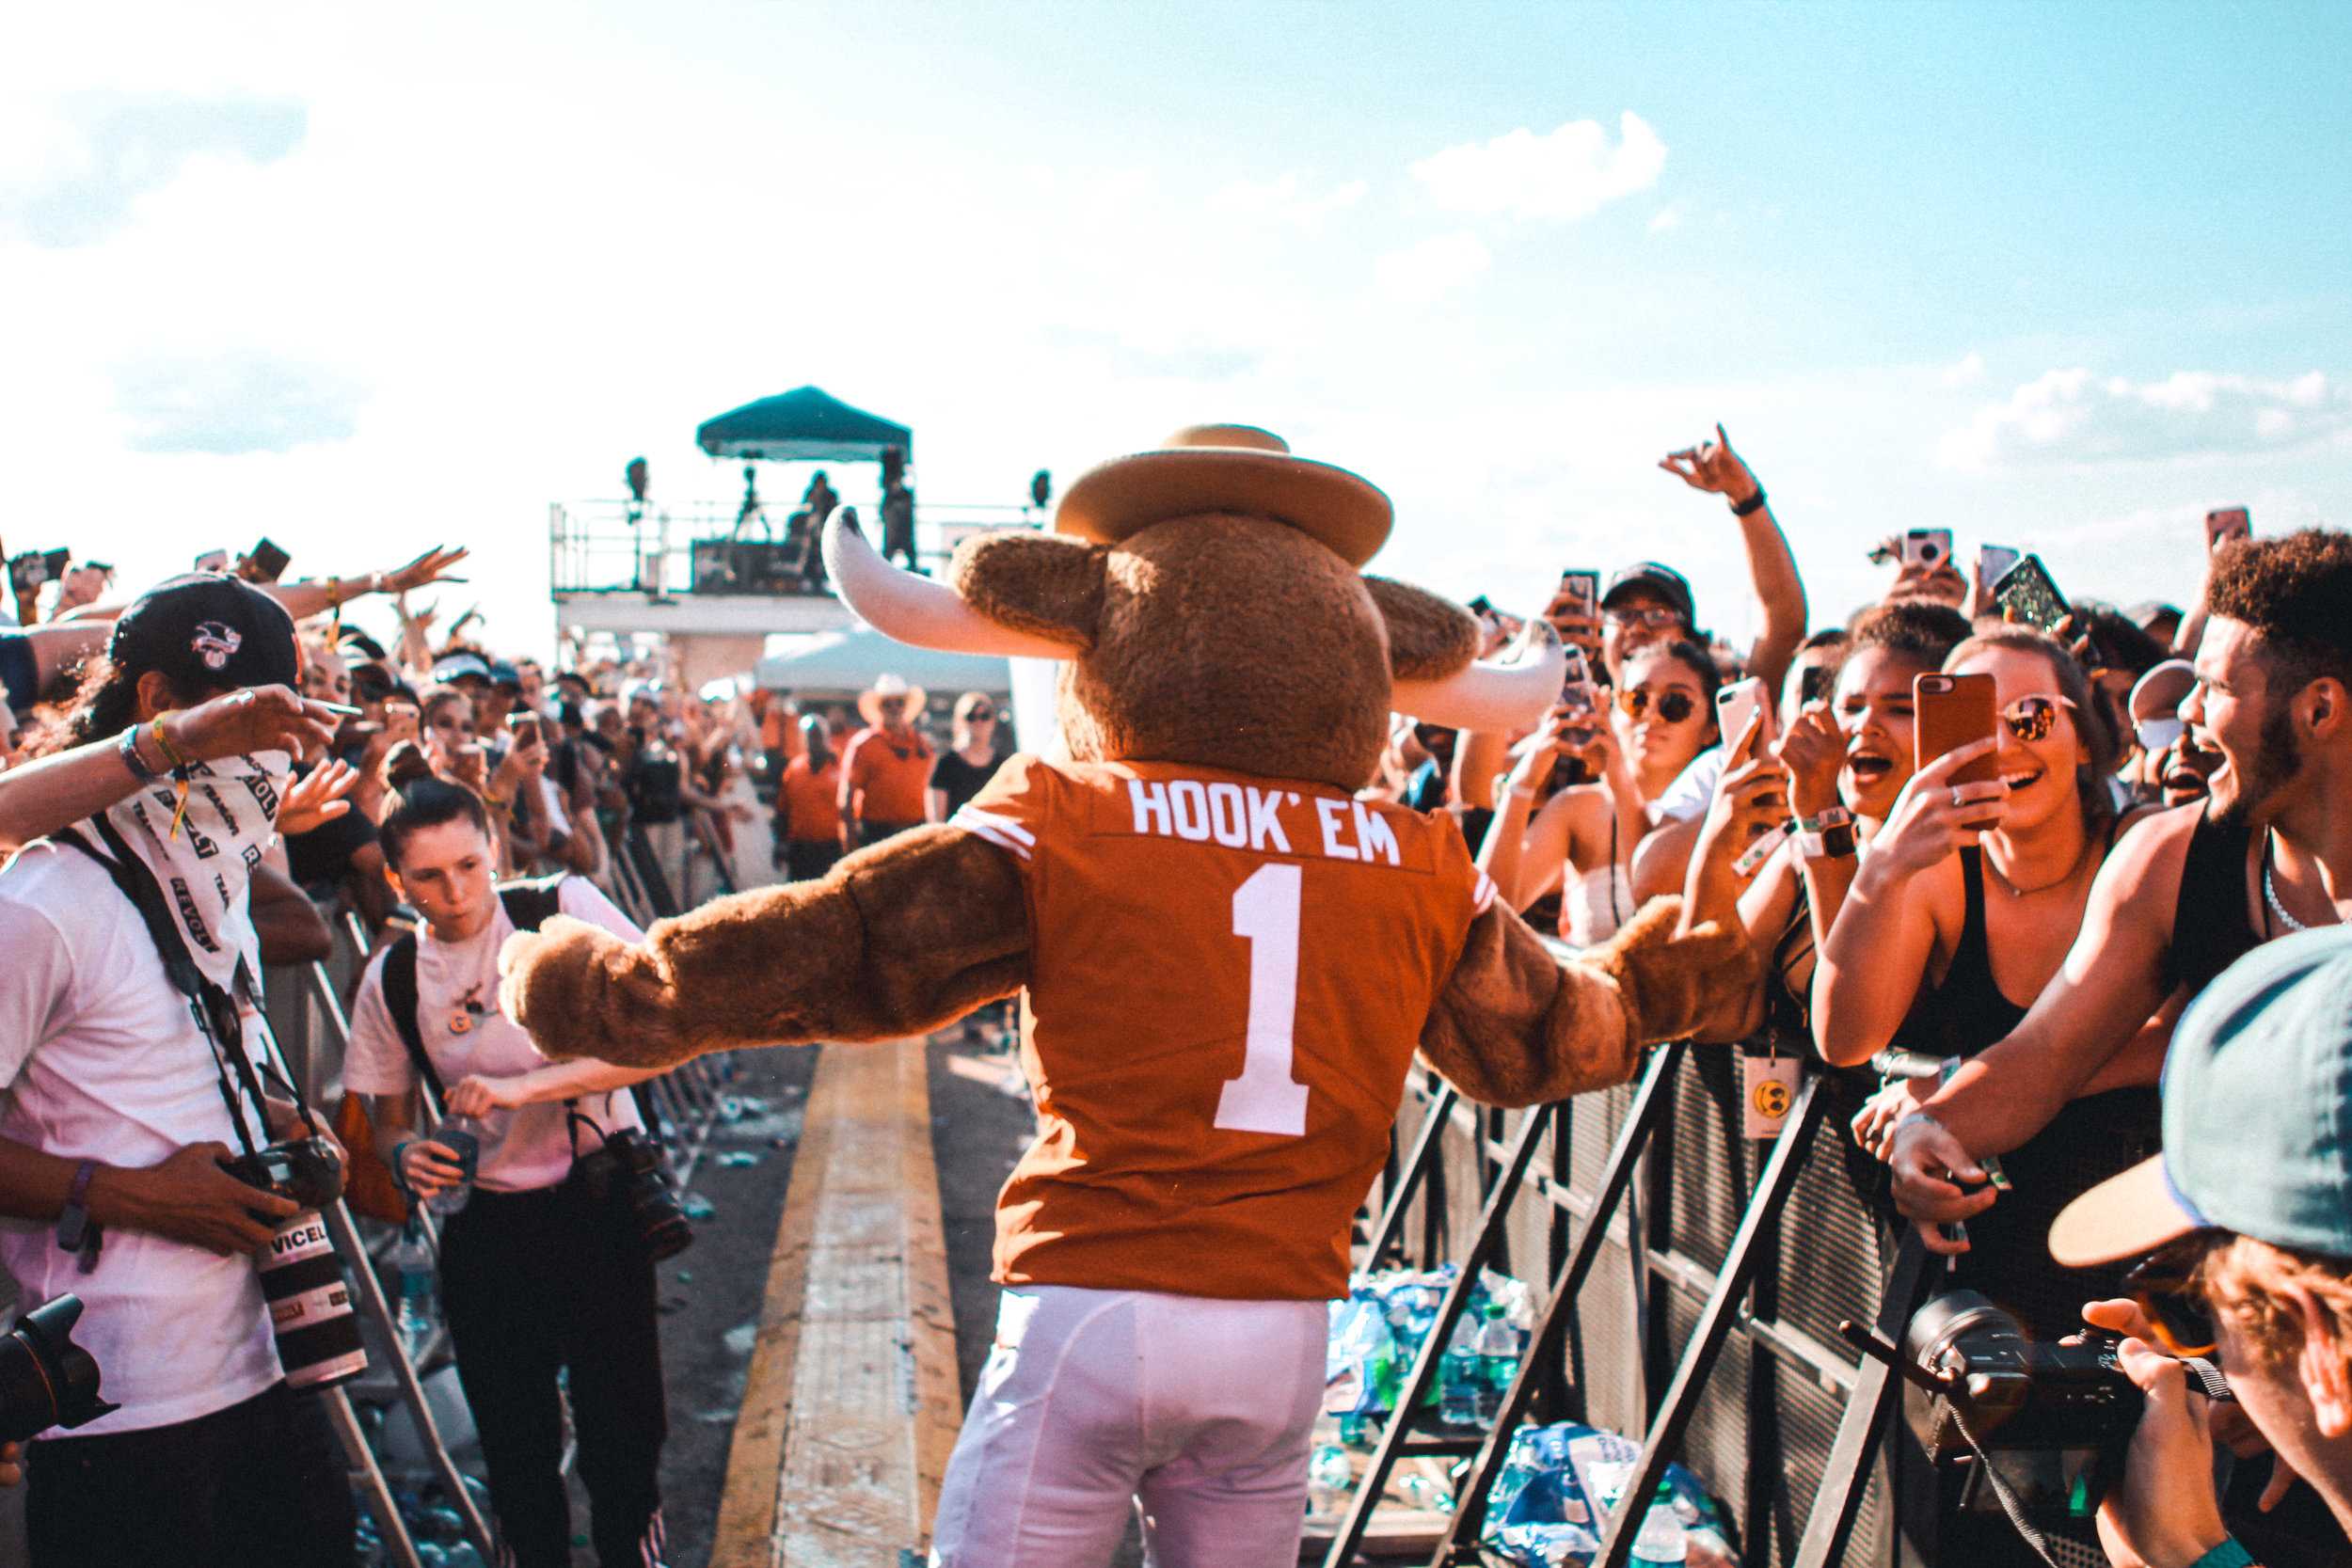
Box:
[497,825,1029,1069]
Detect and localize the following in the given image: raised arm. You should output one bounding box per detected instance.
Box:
[499,824,1029,1069]
[1658,423,1807,697]
[1419,895,1756,1108]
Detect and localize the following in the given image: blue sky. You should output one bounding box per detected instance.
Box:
[5,0,2345,657]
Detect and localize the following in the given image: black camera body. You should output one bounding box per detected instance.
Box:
[0,1295,117,1442]
[220,1135,347,1211]
[1904,1291,2143,1462]
[571,1127,694,1262]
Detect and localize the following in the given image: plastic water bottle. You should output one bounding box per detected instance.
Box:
[1307,1441,1353,1516]
[1473,1302,1519,1422]
[427,1117,483,1216]
[1438,1314,1483,1426]
[389,1218,437,1359]
[1631,1481,1689,1566]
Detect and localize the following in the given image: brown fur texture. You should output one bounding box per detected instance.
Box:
[950,531,1105,652]
[1361,577,1482,682]
[1419,895,1757,1108]
[500,828,1027,1069]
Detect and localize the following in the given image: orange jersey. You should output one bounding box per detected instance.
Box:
[953,755,1494,1301]
[776,755,842,844]
[842,726,935,824]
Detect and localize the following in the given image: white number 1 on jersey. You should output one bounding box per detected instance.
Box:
[1214,863,1310,1136]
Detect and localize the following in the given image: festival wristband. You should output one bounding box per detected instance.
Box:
[150,715,191,772]
[1730,488,1769,517]
[2185,1539,2253,1568]
[119,726,161,783]
[1734,820,1792,876]
[390,1140,414,1190]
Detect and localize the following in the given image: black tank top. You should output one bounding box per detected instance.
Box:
[2161,808,2262,1000]
[1898,839,2160,1340]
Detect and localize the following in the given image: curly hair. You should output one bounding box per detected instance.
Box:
[2207,529,2352,692]
[2196,1233,2352,1366]
[1944,623,2120,828]
[1843,599,1972,668]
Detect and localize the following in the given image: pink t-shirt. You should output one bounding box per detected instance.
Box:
[345,878,645,1192]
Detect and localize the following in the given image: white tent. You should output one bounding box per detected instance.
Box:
[753,626,1012,698]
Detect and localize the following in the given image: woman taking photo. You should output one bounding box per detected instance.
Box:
[1811,625,2159,1338]
[1479,639,1719,946]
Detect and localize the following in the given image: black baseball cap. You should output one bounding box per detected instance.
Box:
[1601,562,1696,626]
[107,573,299,695]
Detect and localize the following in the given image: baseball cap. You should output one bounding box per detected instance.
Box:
[1601,562,1696,626]
[431,653,492,684]
[2128,658,2198,752]
[107,573,299,695]
[487,661,523,690]
[2051,925,2352,1267]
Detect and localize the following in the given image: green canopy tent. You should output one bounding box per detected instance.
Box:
[694,386,913,465]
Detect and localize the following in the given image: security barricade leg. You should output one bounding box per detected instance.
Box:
[1791,1232,1931,1568]
[327,1384,426,1568]
[1360,1079,1461,1274]
[1587,1074,1828,1568]
[1431,1043,1687,1560]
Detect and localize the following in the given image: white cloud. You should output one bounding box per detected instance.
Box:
[1940,351,1985,387]
[1646,203,1684,233]
[1373,231,1491,304]
[114,351,365,453]
[1410,111,1666,222]
[1937,367,2350,470]
[1205,172,1367,230]
[0,92,306,247]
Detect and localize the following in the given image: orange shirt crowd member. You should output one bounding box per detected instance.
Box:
[840,677,935,844]
[951,753,1495,1301]
[775,716,845,882]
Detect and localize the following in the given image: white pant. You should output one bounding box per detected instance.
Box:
[930,1285,1327,1568]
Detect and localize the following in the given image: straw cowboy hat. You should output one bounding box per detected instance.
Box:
[1055,424,1393,568]
[858,672,928,725]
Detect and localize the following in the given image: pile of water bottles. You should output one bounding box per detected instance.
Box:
[350,1476,496,1568]
[1480,1422,1737,1568]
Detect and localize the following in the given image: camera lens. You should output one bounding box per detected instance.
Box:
[0,1296,119,1443]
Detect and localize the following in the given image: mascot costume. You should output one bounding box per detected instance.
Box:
[500,425,1756,1566]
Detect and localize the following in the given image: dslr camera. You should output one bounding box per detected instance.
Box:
[571,1127,695,1261]
[222,1137,370,1390]
[0,1295,116,1443]
[1892,1290,2227,1528]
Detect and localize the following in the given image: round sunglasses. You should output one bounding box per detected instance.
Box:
[1613,688,1700,724]
[2122,1237,2219,1358]
[2000,694,2079,744]
[1603,606,1686,632]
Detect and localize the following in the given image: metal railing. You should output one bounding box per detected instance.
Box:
[548,498,1042,597]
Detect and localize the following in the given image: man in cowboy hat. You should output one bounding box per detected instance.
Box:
[838,673,934,849]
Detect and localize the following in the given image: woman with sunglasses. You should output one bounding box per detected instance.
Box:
[1815,626,2164,1331]
[1479,640,1720,947]
[928,691,1006,825]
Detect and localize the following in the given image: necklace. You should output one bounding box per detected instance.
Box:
[2264,832,2309,935]
[1983,832,2092,897]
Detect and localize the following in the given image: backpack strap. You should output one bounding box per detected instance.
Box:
[378,931,447,1106]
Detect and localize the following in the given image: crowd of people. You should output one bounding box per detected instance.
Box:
[0,414,2346,1568]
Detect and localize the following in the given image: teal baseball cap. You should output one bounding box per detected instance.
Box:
[2052,924,2352,1267]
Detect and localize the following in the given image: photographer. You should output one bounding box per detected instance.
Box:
[0,575,356,1565]
[2047,927,2352,1567]
[349,779,669,1568]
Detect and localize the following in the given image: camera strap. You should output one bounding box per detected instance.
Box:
[1947,1404,2067,1568]
[56,822,270,1159]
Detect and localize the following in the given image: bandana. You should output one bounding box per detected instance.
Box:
[94,750,291,990]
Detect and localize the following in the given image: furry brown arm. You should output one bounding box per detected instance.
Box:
[497,826,1029,1069]
[1418,895,1758,1109]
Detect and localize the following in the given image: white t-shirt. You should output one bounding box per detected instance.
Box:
[345,878,645,1194]
[0,843,281,1435]
[1653,745,1725,825]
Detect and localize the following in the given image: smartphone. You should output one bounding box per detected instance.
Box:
[1902,529,1953,571]
[1992,553,2070,632]
[1560,643,1592,698]
[1556,569,1600,619]
[507,711,545,748]
[1978,543,2022,587]
[2205,507,2251,549]
[1798,662,1836,705]
[1466,594,1498,624]
[384,702,421,742]
[243,537,291,582]
[1715,676,1774,751]
[1915,673,1999,785]
[194,548,230,574]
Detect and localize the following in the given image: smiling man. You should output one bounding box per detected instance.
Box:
[1881,530,2352,1246]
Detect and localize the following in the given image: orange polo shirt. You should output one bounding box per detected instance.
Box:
[775,755,842,844]
[951,755,1494,1300]
[841,725,935,825]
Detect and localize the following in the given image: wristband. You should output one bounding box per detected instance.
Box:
[150,716,191,773]
[119,725,161,783]
[390,1140,414,1192]
[2186,1539,2253,1568]
[1729,488,1769,517]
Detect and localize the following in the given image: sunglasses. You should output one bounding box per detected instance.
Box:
[1613,688,1699,724]
[966,707,995,721]
[1603,606,1686,632]
[2122,1238,2219,1358]
[2000,694,2078,744]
